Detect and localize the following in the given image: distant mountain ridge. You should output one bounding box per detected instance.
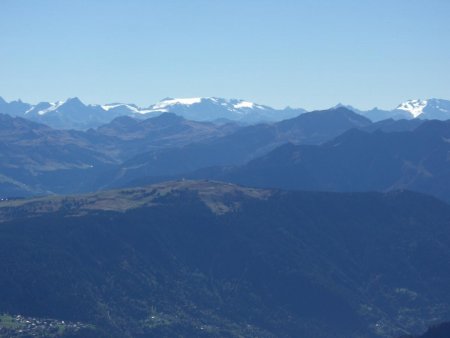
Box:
[0,97,128,130]
[340,98,450,122]
[2,95,450,130]
[0,96,306,130]
[144,97,306,123]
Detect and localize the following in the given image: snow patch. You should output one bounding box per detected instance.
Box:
[233,101,255,109]
[152,98,202,110]
[396,99,427,118]
[101,104,121,111]
[101,104,153,114]
[37,100,66,115]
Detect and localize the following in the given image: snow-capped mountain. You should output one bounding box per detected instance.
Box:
[0,97,149,130]
[0,96,306,129]
[396,99,428,118]
[22,97,123,130]
[342,98,450,122]
[2,95,450,130]
[394,99,450,120]
[100,103,153,115]
[145,97,305,123]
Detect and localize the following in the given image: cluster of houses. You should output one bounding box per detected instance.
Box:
[0,314,89,337]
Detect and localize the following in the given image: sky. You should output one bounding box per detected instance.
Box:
[1,0,449,110]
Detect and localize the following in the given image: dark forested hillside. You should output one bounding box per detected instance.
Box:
[0,180,449,337]
[399,322,450,338]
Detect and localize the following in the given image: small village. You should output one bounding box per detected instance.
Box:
[0,314,91,337]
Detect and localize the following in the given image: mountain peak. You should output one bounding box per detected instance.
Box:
[333,103,360,113]
[309,106,367,120]
[151,112,185,122]
[396,99,427,118]
[62,97,85,106]
[27,97,86,116]
[331,106,356,114]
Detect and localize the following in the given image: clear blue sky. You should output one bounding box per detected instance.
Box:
[1,0,449,110]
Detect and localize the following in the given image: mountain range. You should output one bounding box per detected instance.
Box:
[186,119,450,203]
[0,107,378,196]
[105,107,372,187]
[0,96,305,130]
[0,112,239,196]
[1,96,450,130]
[2,94,450,337]
[346,98,450,122]
[3,105,450,198]
[1,180,450,337]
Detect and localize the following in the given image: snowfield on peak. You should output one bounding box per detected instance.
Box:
[37,101,67,115]
[100,103,152,114]
[396,99,428,118]
[233,101,256,109]
[148,97,262,112]
[140,97,301,123]
[152,98,203,110]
